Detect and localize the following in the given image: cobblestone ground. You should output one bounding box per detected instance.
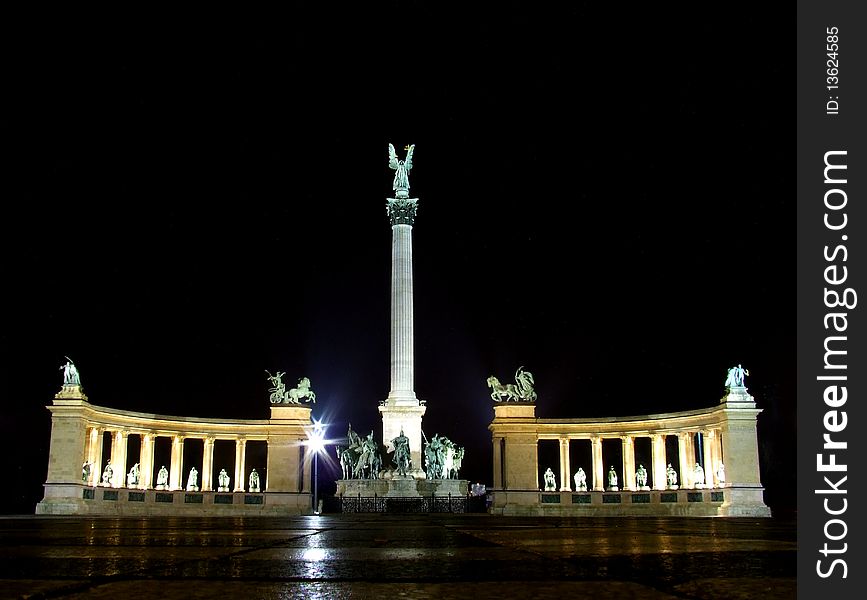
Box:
[0,515,795,599]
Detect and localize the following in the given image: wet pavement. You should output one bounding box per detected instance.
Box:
[0,514,795,599]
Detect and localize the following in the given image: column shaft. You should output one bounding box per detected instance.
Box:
[702,431,714,487]
[651,434,667,490]
[112,431,128,488]
[169,436,184,491]
[591,436,604,491]
[141,434,155,490]
[234,439,247,492]
[202,438,215,491]
[677,432,692,488]
[622,436,636,491]
[388,224,416,401]
[560,438,571,491]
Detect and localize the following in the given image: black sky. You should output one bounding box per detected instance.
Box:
[0,5,794,513]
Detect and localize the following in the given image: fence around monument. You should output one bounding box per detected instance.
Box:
[324,493,487,514]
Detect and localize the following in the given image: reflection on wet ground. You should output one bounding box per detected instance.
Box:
[0,515,795,599]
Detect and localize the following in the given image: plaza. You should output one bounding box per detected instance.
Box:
[0,514,795,599]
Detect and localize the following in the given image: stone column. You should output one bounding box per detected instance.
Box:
[702,430,714,487]
[169,435,184,491]
[677,432,690,489]
[492,437,503,489]
[88,427,103,486]
[112,431,128,488]
[651,434,666,490]
[380,196,426,476]
[622,436,636,491]
[559,438,571,491]
[202,437,215,491]
[591,436,604,491]
[234,438,247,492]
[140,434,155,490]
[711,428,724,485]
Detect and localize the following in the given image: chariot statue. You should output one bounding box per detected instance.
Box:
[266,371,316,404]
[487,366,537,402]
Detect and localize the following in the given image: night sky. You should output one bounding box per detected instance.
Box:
[0,5,793,514]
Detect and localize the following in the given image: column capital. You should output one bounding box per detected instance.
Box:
[387,198,419,226]
[204,435,216,444]
[704,429,716,440]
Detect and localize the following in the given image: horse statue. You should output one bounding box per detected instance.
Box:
[288,376,316,403]
[336,445,355,480]
[487,376,519,402]
[353,432,379,479]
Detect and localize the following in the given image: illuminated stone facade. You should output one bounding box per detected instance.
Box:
[37,384,314,515]
[488,387,771,517]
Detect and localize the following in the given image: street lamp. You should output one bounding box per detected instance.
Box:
[309,419,326,514]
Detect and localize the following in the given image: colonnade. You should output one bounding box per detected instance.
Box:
[545,429,723,492]
[83,428,261,492]
[38,385,315,514]
[488,387,770,516]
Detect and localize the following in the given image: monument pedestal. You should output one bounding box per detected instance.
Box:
[337,478,468,499]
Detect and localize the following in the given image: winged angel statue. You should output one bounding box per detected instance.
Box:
[388,143,415,198]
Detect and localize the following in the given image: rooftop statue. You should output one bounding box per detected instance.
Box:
[60,357,81,386]
[488,366,537,402]
[267,371,316,404]
[388,143,415,199]
[724,364,749,388]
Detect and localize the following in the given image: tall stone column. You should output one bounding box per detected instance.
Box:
[169,435,184,491]
[234,438,247,492]
[559,438,571,491]
[591,436,604,491]
[379,193,426,476]
[651,434,667,490]
[140,434,155,490]
[202,437,215,491]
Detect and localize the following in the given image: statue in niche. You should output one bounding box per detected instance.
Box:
[101,462,113,486]
[60,357,81,385]
[249,469,260,492]
[156,465,169,490]
[693,463,705,489]
[543,468,557,491]
[716,463,726,487]
[390,428,412,478]
[573,467,587,491]
[186,467,199,491]
[636,464,649,489]
[724,364,749,388]
[388,143,415,198]
[607,466,619,491]
[127,463,140,487]
[666,463,678,489]
[488,366,537,402]
[218,468,231,492]
[82,461,92,483]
